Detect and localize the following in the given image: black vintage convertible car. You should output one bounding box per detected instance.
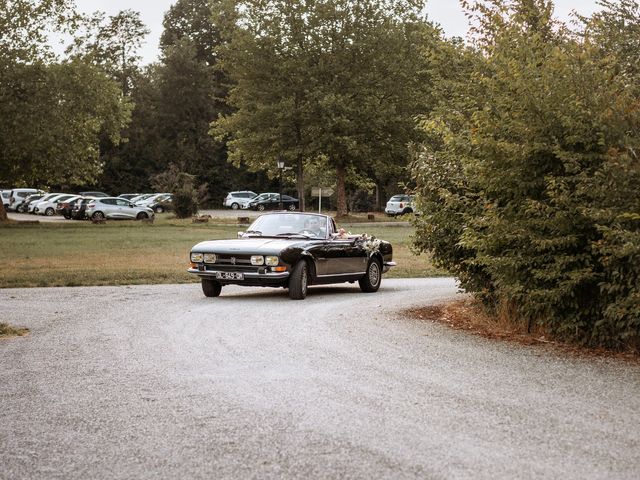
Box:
[188,212,396,299]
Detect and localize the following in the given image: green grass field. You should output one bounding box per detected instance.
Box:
[0,216,444,288]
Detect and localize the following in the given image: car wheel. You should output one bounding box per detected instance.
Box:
[154,206,164,213]
[257,204,265,211]
[231,202,239,210]
[359,257,382,293]
[92,211,105,221]
[136,212,148,220]
[289,260,308,300]
[288,203,296,211]
[202,279,222,297]
[44,207,55,216]
[16,205,25,213]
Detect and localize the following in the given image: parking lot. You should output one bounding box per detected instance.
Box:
[7,209,261,223]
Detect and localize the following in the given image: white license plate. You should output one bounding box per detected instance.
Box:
[216,272,244,280]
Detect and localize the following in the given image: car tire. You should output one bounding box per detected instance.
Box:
[402,208,413,215]
[288,204,296,211]
[202,279,222,297]
[92,211,105,221]
[359,257,382,293]
[45,207,55,216]
[136,212,148,220]
[257,204,265,211]
[155,206,164,213]
[231,202,239,210]
[16,205,25,213]
[289,260,308,300]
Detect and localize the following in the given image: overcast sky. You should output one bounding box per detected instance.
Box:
[73,0,602,64]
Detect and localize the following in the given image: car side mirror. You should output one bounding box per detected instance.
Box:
[237,231,245,238]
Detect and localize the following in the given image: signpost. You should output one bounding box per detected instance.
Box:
[311,187,334,213]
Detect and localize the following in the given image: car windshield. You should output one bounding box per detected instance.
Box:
[246,213,327,239]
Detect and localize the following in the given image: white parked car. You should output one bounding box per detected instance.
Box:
[223,191,257,209]
[35,194,79,216]
[85,197,154,220]
[29,193,64,213]
[8,188,42,211]
[129,193,155,204]
[135,192,171,207]
[1,190,10,210]
[385,194,416,217]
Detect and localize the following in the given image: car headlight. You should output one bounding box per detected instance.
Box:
[204,253,217,264]
[190,253,204,263]
[265,256,279,266]
[251,255,264,265]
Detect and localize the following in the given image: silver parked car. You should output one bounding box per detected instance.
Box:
[85,197,154,221]
[223,190,257,209]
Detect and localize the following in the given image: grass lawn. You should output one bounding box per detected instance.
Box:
[0,215,444,288]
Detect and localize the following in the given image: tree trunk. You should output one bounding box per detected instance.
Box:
[296,155,305,211]
[335,164,348,217]
[0,201,8,222]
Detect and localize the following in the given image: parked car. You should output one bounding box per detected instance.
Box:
[223,191,257,209]
[85,197,154,220]
[248,193,298,211]
[15,193,45,213]
[28,193,63,213]
[57,196,83,219]
[147,194,173,213]
[385,194,415,216]
[240,192,276,210]
[135,192,171,207]
[35,194,78,216]
[79,191,109,197]
[8,188,43,211]
[1,190,10,210]
[129,193,155,204]
[188,212,395,299]
[70,197,95,220]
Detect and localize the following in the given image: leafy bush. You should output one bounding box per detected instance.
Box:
[412,0,640,350]
[151,163,200,218]
[173,187,199,218]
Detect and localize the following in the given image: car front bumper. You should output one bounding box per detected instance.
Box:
[188,267,290,285]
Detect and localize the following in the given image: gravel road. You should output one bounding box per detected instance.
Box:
[1,278,639,480]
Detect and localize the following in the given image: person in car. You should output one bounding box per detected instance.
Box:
[302,216,326,237]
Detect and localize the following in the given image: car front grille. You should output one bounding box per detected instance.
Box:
[215,254,253,265]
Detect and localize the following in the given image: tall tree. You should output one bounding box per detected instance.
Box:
[214,0,433,215]
[0,0,130,220]
[152,0,237,204]
[68,9,149,95]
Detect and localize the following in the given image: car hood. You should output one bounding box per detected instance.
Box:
[192,237,315,255]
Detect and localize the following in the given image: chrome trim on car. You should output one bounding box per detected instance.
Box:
[382,261,397,274]
[316,272,366,278]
